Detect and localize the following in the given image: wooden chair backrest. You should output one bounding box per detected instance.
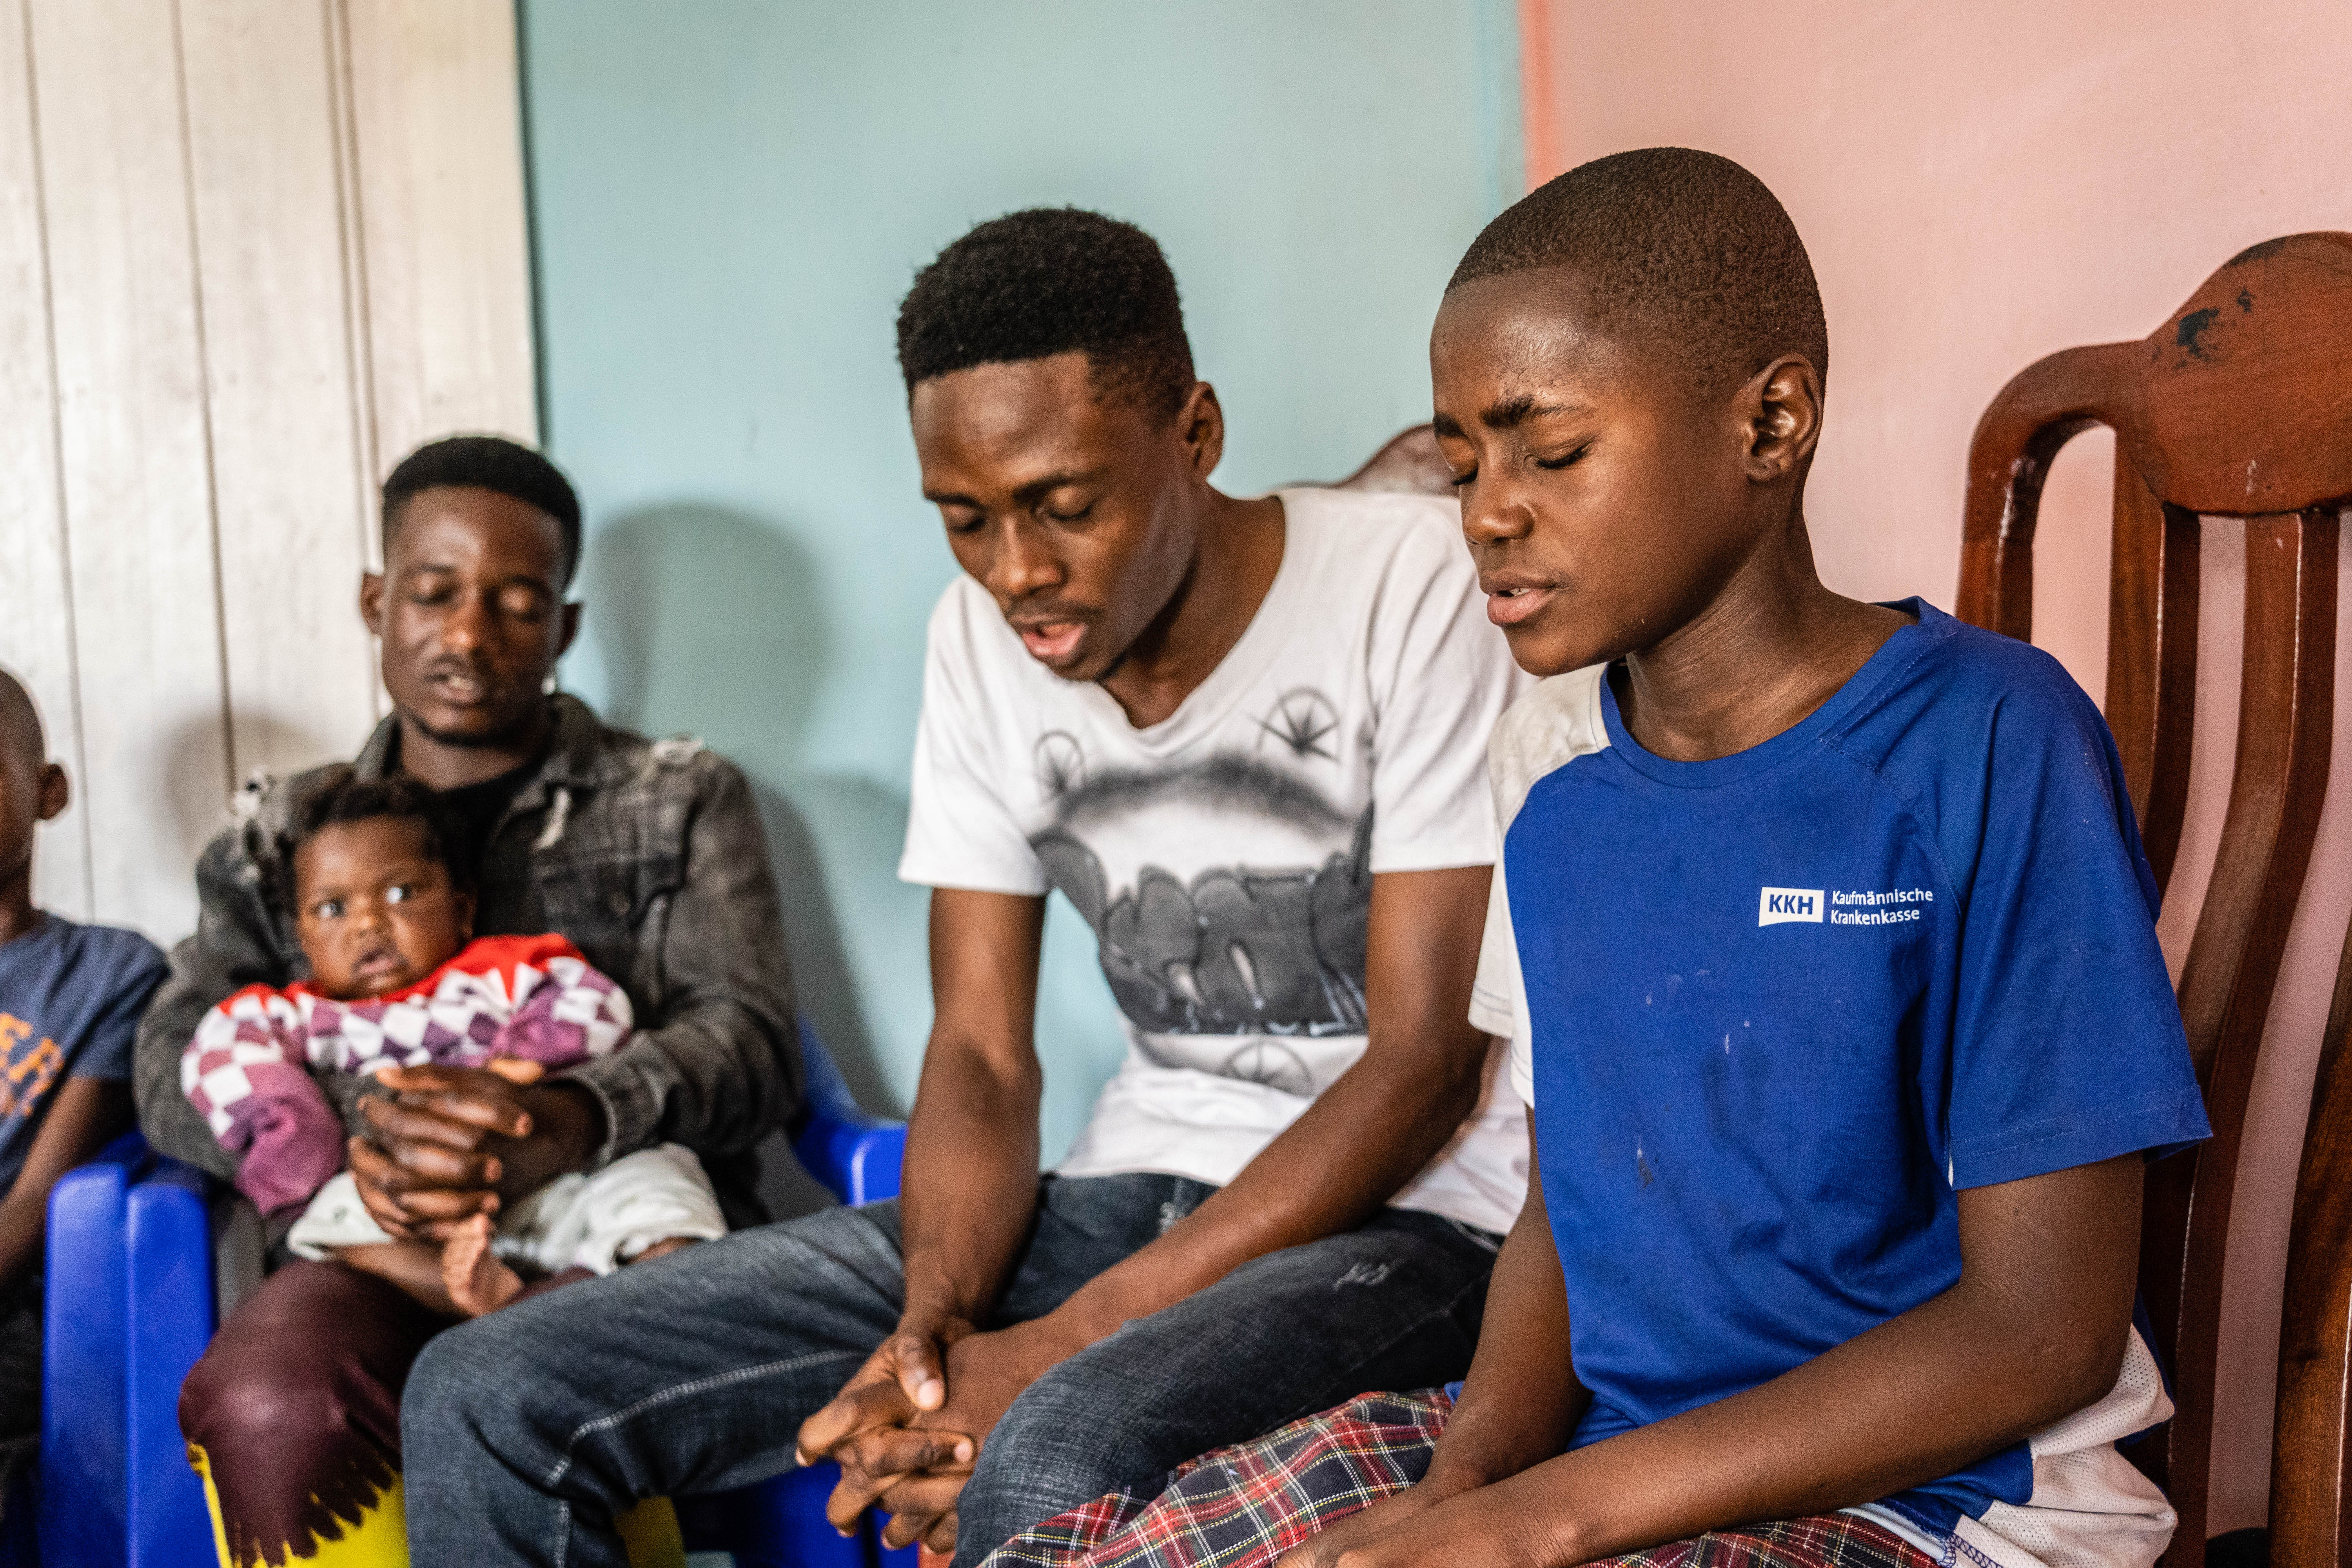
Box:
[1331,425,1456,495]
[1958,231,2352,1567]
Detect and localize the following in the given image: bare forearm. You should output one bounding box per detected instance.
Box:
[898,1040,1044,1330]
[1443,1288,2092,1563]
[897,889,1051,1332]
[0,1076,133,1293]
[0,1186,43,1294]
[1419,1181,1586,1499]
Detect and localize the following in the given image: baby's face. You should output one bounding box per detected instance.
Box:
[292,817,470,1000]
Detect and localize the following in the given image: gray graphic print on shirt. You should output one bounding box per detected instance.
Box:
[1027,713,1374,1053]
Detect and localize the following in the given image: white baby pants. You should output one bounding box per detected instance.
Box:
[285,1142,726,1275]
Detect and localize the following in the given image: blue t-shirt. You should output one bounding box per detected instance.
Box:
[0,915,167,1193]
[1496,601,2207,1530]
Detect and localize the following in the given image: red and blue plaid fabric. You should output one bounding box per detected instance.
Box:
[981,1389,1942,1568]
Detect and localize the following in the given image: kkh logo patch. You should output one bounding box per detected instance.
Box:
[1758,887,1824,926]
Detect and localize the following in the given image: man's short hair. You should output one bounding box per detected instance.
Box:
[1449,147,1828,399]
[896,208,1196,419]
[381,436,583,588]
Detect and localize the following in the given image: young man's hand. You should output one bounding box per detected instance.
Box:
[346,1063,604,1240]
[806,1313,1084,1553]
[799,1315,968,1463]
[798,1313,976,1534]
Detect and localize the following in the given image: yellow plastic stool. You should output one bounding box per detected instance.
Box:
[191,1444,686,1568]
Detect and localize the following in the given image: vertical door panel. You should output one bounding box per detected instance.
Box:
[29,0,230,941]
[0,0,91,918]
[345,0,537,464]
[0,0,537,942]
[180,0,379,783]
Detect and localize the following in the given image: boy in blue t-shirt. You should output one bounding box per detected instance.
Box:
[0,671,168,1510]
[976,151,2207,1568]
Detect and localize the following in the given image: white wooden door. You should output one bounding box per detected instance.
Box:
[0,0,536,943]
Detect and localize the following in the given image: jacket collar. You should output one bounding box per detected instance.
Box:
[350,694,618,793]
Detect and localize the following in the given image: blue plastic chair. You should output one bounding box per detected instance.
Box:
[39,1021,914,1568]
[38,1130,158,1568]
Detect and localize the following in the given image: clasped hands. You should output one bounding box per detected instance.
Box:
[798,1328,1483,1567]
[795,1313,1082,1555]
[345,1060,604,1242]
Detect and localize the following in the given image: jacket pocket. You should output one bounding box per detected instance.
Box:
[535,843,685,1005]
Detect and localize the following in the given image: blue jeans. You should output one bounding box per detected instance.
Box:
[401,1173,1497,1567]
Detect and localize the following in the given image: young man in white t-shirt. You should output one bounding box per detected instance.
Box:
[401,208,1526,1568]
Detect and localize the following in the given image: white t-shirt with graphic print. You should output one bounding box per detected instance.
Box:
[898,486,1530,1236]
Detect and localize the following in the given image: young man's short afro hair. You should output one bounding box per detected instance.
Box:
[896,208,1196,419]
[1448,147,1828,399]
[381,435,583,588]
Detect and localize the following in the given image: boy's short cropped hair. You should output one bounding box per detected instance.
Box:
[0,672,44,773]
[895,207,1196,419]
[1450,146,1829,400]
[380,436,583,588]
[274,769,469,908]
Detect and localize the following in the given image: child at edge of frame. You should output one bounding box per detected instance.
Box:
[0,668,170,1523]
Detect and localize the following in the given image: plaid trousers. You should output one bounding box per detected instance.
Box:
[982,1389,1940,1568]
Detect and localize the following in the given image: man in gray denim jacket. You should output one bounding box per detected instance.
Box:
[133,694,798,1227]
[140,436,799,1564]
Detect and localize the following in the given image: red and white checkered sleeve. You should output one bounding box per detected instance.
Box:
[179,989,347,1216]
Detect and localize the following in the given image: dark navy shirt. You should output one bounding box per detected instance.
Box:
[0,915,166,1193]
[1497,601,2207,1529]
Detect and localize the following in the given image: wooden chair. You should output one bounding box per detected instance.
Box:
[1959,231,2352,1566]
[1331,425,1457,495]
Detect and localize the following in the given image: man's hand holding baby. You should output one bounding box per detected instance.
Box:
[349,1059,605,1241]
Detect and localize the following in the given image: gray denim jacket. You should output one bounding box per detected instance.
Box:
[132,695,801,1227]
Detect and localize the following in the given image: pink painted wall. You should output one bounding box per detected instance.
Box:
[1518,0,2352,1536]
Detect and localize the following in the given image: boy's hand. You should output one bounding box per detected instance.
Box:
[1274,1487,1447,1568]
[348,1063,604,1240]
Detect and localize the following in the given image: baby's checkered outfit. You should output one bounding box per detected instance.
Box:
[180,933,630,1216]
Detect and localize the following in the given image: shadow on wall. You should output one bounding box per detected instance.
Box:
[588,503,826,746]
[584,503,907,1218]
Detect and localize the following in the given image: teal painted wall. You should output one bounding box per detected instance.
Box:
[520,0,1522,1162]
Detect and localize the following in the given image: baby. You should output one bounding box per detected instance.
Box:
[181,771,724,1317]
